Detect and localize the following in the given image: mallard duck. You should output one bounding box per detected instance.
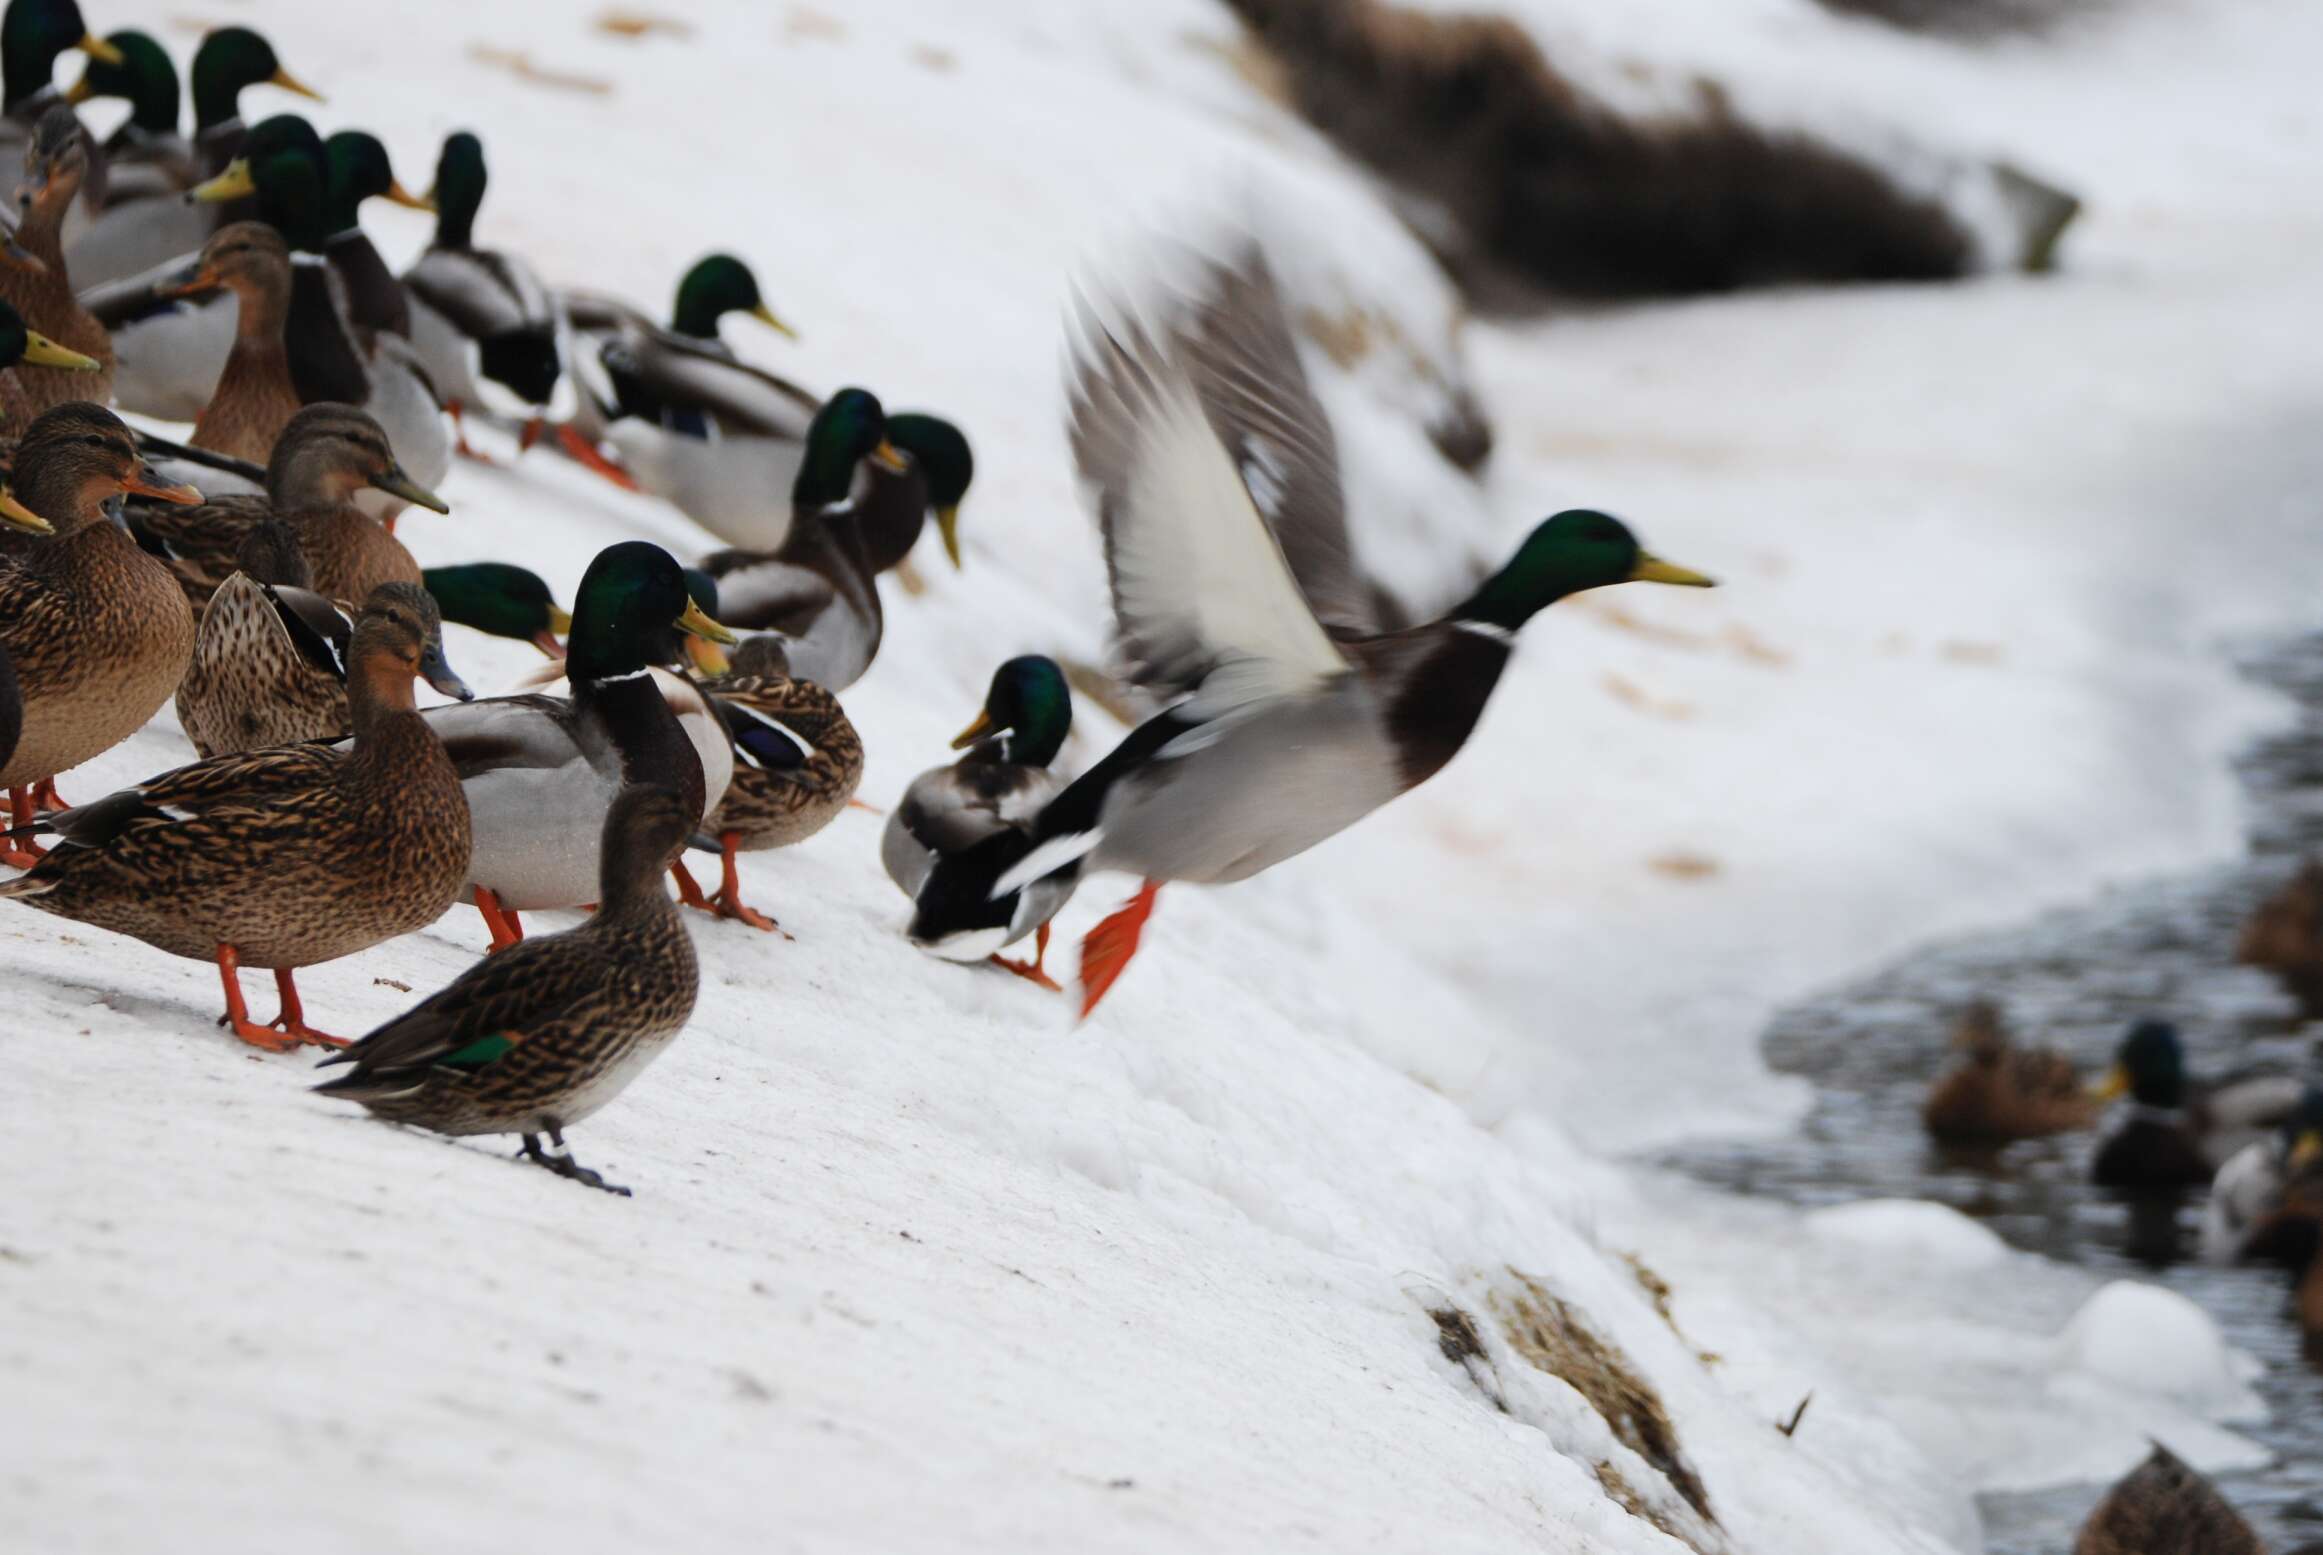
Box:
[2091,1019,2307,1189]
[0,293,100,435]
[0,107,113,413]
[700,388,904,693]
[376,542,735,950]
[884,655,1070,988]
[2202,1086,2323,1263]
[0,0,115,212]
[319,128,430,340]
[423,562,571,658]
[402,132,565,457]
[859,412,973,576]
[61,24,320,290]
[315,782,698,1195]
[907,247,1713,1016]
[1922,1000,2097,1143]
[152,220,299,463]
[173,517,367,758]
[2071,1444,2261,1555]
[2236,858,2323,1010]
[664,634,863,932]
[0,584,471,1048]
[559,252,805,507]
[0,401,197,858]
[128,401,446,607]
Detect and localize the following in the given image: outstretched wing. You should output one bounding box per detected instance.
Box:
[1175,245,1374,638]
[1067,272,1350,705]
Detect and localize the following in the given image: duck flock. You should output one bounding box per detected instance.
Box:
[0,0,1718,1194]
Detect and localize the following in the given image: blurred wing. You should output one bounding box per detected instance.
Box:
[1175,245,1373,637]
[1068,289,1349,703]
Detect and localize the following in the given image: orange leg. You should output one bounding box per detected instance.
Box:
[555,424,640,491]
[446,399,496,465]
[847,798,884,816]
[266,967,349,1049]
[1078,880,1162,1020]
[215,945,297,1053]
[713,832,785,935]
[517,416,548,454]
[4,785,48,869]
[474,886,525,952]
[992,921,1061,993]
[32,777,66,813]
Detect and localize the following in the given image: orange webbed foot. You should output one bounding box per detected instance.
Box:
[1078,882,1161,1020]
[555,424,640,491]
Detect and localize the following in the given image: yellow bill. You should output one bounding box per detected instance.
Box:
[749,302,798,340]
[936,504,962,570]
[950,708,995,750]
[385,179,435,214]
[20,330,100,371]
[0,486,52,534]
[2091,1065,2131,1103]
[78,32,123,65]
[269,66,324,103]
[1631,554,1716,588]
[675,598,738,646]
[188,160,257,204]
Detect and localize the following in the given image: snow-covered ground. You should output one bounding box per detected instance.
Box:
[6,1,2322,1550]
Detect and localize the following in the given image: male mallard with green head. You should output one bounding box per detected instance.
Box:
[560,251,806,504]
[315,782,699,1196]
[858,411,973,578]
[130,401,446,607]
[2091,1019,2307,1190]
[0,106,113,412]
[908,247,1714,1017]
[0,583,473,1049]
[700,387,903,693]
[388,542,735,950]
[64,28,187,199]
[403,132,565,458]
[0,401,198,857]
[424,561,571,659]
[0,0,115,195]
[885,655,1071,989]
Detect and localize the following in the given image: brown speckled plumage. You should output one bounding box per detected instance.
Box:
[1922,1001,2097,1142]
[0,111,116,414]
[0,586,472,970]
[173,555,353,758]
[701,665,863,851]
[183,223,303,465]
[2072,1445,2260,1555]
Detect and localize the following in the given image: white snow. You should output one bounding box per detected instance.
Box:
[5,0,2321,1551]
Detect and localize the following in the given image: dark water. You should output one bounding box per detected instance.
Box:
[1665,634,2323,1554]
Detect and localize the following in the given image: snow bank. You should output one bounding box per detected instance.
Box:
[5,0,2319,1550]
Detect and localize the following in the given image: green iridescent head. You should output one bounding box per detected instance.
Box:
[952,655,1070,769]
[793,388,895,510]
[428,130,486,249]
[323,128,429,234]
[2,0,103,110]
[671,253,794,341]
[1457,509,1713,633]
[423,562,571,658]
[189,26,318,130]
[566,541,734,682]
[885,412,972,568]
[67,29,175,132]
[189,112,326,249]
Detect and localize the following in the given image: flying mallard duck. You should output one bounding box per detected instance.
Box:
[402,132,566,458]
[669,634,863,932]
[315,782,699,1196]
[884,655,1072,989]
[376,542,735,950]
[2201,1085,2323,1264]
[559,251,803,503]
[173,517,368,758]
[0,401,197,856]
[0,294,101,434]
[2071,1444,2261,1555]
[61,24,321,288]
[423,561,571,659]
[907,247,1713,1016]
[1921,1000,2097,1143]
[0,584,472,1049]
[129,402,446,607]
[152,220,299,463]
[700,388,912,693]
[0,107,113,412]
[2091,1019,2307,1189]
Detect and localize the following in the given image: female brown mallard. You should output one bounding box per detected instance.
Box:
[671,634,862,932]
[2072,1444,2260,1555]
[155,221,301,465]
[129,402,446,608]
[1922,1000,2097,1143]
[0,402,199,858]
[173,517,358,757]
[0,107,113,414]
[314,782,699,1195]
[0,584,473,1049]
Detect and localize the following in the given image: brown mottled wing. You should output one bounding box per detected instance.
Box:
[1175,244,1375,638]
[126,494,269,599]
[326,932,604,1076]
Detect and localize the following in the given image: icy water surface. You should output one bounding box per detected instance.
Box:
[1668,634,2323,1554]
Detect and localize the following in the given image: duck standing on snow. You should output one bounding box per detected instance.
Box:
[0,402,198,854]
[0,107,114,413]
[173,518,359,757]
[387,541,736,951]
[423,562,571,659]
[700,388,907,693]
[315,783,700,1197]
[61,24,322,289]
[2090,1018,2306,1190]
[130,402,447,607]
[907,247,1715,1017]
[884,656,1072,989]
[402,132,566,459]
[560,252,807,507]
[1922,1000,2097,1143]
[673,634,863,932]
[2201,1086,2323,1263]
[0,584,473,1050]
